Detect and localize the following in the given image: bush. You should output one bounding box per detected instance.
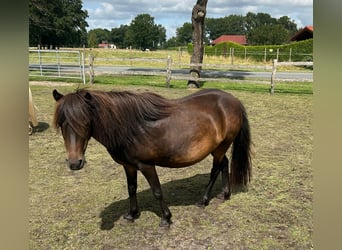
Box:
[188,39,313,62]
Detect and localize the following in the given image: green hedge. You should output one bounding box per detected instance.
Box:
[188,39,313,62]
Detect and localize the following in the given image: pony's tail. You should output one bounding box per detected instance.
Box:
[29,87,39,127]
[230,106,252,190]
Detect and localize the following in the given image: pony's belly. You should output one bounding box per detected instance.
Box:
[153,142,215,168]
[155,157,206,168]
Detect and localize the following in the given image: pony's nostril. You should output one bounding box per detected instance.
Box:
[78,159,84,167]
[66,158,85,170]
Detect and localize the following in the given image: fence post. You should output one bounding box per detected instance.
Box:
[56,49,61,77]
[231,48,234,65]
[244,47,247,62]
[270,59,277,95]
[165,55,172,88]
[264,48,267,62]
[178,47,181,67]
[38,48,43,76]
[89,53,94,84]
[81,51,86,85]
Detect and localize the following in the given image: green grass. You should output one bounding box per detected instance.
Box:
[29,74,313,95]
[29,81,313,249]
[29,48,313,96]
[29,48,313,72]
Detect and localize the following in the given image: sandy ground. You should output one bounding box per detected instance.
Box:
[29,81,75,87]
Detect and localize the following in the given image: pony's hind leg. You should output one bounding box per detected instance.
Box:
[198,153,230,207]
[197,156,223,207]
[217,155,231,200]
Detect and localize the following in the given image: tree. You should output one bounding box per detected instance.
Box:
[164,23,193,48]
[244,12,298,45]
[29,0,88,47]
[164,36,178,48]
[277,16,298,38]
[244,12,275,45]
[88,32,98,48]
[155,25,167,48]
[176,22,193,45]
[188,0,208,88]
[206,15,245,41]
[111,25,129,48]
[87,28,111,47]
[127,14,166,50]
[248,24,289,45]
[225,15,245,35]
[29,0,52,46]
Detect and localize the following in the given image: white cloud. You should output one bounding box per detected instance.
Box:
[83,0,313,38]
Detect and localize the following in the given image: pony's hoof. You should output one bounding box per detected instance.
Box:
[123,212,140,222]
[159,219,172,228]
[216,192,231,201]
[196,199,209,208]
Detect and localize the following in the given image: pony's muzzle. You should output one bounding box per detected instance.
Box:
[66,157,86,170]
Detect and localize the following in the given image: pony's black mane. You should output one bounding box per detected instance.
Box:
[53,89,174,150]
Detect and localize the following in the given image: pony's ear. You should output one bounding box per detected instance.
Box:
[53,89,63,101]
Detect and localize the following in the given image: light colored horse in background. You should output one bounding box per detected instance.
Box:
[29,87,38,135]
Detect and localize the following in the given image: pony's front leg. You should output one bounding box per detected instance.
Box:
[139,163,172,227]
[123,165,140,222]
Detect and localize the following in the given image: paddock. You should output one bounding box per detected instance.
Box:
[29,81,313,249]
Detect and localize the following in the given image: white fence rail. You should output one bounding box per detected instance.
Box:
[29,49,312,91]
[269,59,313,94]
[29,49,86,84]
[168,59,313,88]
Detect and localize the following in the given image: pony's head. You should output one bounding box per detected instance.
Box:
[53,89,92,170]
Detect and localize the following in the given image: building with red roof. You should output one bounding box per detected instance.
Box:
[290,26,313,42]
[211,35,247,45]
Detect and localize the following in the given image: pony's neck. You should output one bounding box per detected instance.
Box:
[90,91,170,152]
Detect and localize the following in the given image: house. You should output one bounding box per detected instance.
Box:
[98,42,116,49]
[211,35,247,45]
[98,42,109,48]
[290,26,313,42]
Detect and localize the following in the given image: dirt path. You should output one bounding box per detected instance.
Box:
[29,81,75,87]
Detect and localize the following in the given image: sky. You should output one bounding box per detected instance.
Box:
[82,0,313,39]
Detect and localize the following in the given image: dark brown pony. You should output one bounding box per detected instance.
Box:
[53,88,252,227]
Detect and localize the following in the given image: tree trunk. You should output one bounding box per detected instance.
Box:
[188,0,208,88]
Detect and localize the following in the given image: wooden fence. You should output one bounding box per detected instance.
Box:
[29,49,313,93]
[88,55,313,93]
[269,59,313,95]
[167,60,272,86]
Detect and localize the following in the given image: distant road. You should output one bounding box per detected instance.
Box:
[93,66,313,81]
[201,69,313,81]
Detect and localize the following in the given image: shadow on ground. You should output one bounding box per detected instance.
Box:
[100,173,243,230]
[29,122,50,135]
